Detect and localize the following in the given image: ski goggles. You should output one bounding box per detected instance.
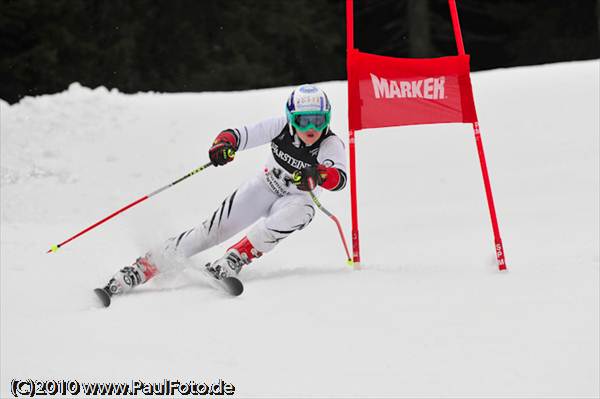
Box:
[289,111,331,132]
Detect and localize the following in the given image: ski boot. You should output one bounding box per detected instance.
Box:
[94,254,159,307]
[206,236,262,280]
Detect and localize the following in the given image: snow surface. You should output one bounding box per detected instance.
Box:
[1,60,599,398]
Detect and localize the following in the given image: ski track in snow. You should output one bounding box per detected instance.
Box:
[1,62,599,397]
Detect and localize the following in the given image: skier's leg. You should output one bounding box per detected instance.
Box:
[208,193,316,278]
[101,175,277,295]
[247,193,315,253]
[162,174,277,258]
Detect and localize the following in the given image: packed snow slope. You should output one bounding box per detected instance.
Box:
[1,60,598,398]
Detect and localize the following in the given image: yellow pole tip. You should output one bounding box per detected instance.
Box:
[49,245,59,253]
[346,259,353,266]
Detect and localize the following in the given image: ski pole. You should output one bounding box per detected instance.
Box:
[47,161,214,253]
[309,191,354,268]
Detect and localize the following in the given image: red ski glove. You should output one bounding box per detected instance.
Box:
[209,130,238,166]
[292,165,345,192]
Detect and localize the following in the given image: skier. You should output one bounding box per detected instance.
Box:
[96,84,347,303]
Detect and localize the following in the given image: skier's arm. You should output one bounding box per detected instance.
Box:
[229,116,288,151]
[316,135,347,192]
[293,135,348,192]
[292,164,347,192]
[209,117,287,166]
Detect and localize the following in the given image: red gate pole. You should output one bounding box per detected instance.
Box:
[349,130,360,267]
[448,0,507,271]
[346,0,361,268]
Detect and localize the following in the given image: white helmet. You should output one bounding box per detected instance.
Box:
[285,84,331,133]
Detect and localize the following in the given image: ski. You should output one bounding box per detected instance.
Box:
[94,264,243,308]
[94,287,112,308]
[220,276,244,296]
[197,263,244,296]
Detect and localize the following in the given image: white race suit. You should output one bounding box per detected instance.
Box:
[163,116,347,258]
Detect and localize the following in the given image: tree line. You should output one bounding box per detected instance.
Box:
[1,0,598,104]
